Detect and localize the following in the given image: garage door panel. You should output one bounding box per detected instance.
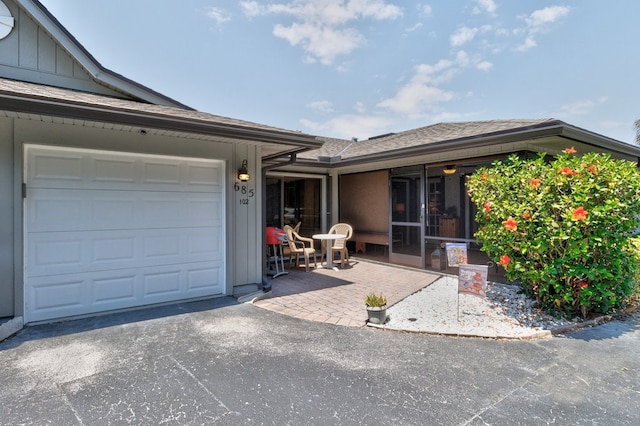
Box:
[27,146,224,193]
[25,146,226,323]
[30,152,84,184]
[188,266,224,290]
[32,278,85,312]
[142,161,182,184]
[27,261,224,322]
[28,228,223,277]
[28,190,221,232]
[144,270,181,296]
[94,275,136,303]
[93,236,137,262]
[92,157,137,184]
[31,236,85,269]
[187,163,222,187]
[28,193,86,231]
[188,228,222,256]
[92,196,137,227]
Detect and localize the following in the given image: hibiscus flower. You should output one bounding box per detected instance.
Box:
[564,147,577,154]
[499,255,511,266]
[502,217,517,231]
[572,206,588,221]
[559,167,578,176]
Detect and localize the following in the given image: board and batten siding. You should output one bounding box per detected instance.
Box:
[0,0,128,97]
[0,116,14,317]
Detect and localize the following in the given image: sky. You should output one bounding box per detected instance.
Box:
[39,0,640,144]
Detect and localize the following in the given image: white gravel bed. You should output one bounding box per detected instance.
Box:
[383,276,579,338]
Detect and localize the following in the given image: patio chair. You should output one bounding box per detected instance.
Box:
[284,225,317,271]
[325,223,353,268]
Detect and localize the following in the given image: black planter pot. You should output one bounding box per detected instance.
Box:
[366,305,387,324]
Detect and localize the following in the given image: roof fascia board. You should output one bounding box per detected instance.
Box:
[17,0,191,109]
[321,125,566,168]
[1,94,322,148]
[297,122,640,169]
[559,124,640,157]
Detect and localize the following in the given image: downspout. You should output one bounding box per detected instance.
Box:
[260,154,298,292]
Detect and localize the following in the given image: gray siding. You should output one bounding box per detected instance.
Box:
[0,117,14,317]
[4,117,264,317]
[0,0,128,98]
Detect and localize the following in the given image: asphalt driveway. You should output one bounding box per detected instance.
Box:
[1,296,638,425]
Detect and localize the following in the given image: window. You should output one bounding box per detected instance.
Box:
[266,175,322,235]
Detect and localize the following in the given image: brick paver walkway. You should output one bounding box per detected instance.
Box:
[253,258,440,327]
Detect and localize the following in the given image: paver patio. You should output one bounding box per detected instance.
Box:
[252,258,440,327]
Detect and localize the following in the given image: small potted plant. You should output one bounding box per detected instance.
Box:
[364,292,387,324]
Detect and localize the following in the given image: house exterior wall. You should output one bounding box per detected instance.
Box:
[0,116,263,318]
[0,116,14,316]
[0,0,130,98]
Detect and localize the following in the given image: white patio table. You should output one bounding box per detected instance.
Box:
[312,233,347,270]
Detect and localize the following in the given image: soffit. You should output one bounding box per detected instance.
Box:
[0,78,322,155]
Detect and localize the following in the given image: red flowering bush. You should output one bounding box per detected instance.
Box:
[467,148,640,317]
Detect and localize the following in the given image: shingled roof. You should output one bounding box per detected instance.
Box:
[0,78,321,148]
[298,119,640,165]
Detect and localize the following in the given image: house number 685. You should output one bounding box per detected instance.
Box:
[234,183,255,205]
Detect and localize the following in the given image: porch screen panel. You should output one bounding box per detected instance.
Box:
[339,170,389,233]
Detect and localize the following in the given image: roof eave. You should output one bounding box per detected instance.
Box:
[17,0,192,109]
[296,121,640,168]
[324,123,567,167]
[0,93,322,148]
[558,122,640,155]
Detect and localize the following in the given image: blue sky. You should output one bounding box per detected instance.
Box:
[40,0,639,144]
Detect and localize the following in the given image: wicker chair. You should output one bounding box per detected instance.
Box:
[284,225,317,271]
[324,223,353,268]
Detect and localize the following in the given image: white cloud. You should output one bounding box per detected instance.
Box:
[430,111,468,122]
[476,60,493,71]
[240,0,403,65]
[450,26,479,47]
[516,36,537,51]
[377,84,455,116]
[405,22,423,33]
[455,50,470,67]
[300,114,394,140]
[418,4,433,16]
[559,97,608,117]
[354,101,366,113]
[206,7,231,26]
[240,1,260,17]
[473,0,497,15]
[516,5,571,51]
[600,120,628,129]
[274,23,364,65]
[526,6,571,32]
[377,60,458,116]
[308,100,334,113]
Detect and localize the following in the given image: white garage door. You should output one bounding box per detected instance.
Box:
[24,145,226,323]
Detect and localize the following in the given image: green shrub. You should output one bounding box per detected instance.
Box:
[466,148,640,317]
[628,237,640,308]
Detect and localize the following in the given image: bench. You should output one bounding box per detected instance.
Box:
[353,232,389,254]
